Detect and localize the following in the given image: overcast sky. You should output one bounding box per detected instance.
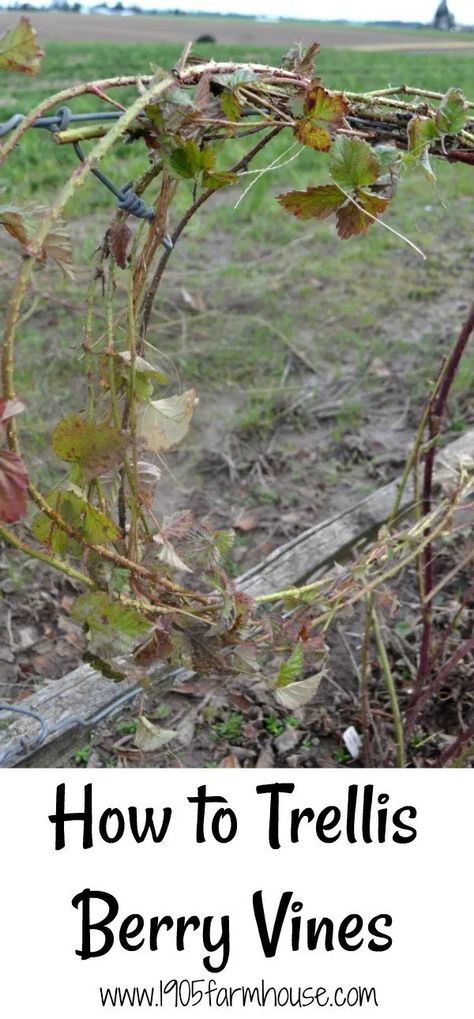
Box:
[73,0,471,21]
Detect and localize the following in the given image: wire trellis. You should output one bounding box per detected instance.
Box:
[0,105,173,248]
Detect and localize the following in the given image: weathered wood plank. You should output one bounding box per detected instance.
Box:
[238,429,474,597]
[1,428,472,767]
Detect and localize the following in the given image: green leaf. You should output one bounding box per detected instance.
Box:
[276,642,304,687]
[374,144,401,173]
[0,16,43,75]
[117,351,169,385]
[169,141,216,180]
[275,671,324,709]
[214,529,235,556]
[202,170,238,191]
[406,115,439,180]
[52,415,128,476]
[436,88,467,135]
[278,184,344,221]
[32,488,118,557]
[407,115,439,155]
[220,91,241,122]
[71,591,150,640]
[136,389,197,454]
[169,139,203,179]
[214,68,259,90]
[329,136,381,190]
[32,509,80,557]
[336,190,389,239]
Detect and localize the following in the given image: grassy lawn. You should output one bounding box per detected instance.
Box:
[2,40,474,520]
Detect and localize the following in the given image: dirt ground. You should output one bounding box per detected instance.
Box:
[1,11,474,50]
[1,224,472,768]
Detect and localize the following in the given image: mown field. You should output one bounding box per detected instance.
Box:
[1,37,474,765]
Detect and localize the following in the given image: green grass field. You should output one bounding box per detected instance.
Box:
[2,41,474,510]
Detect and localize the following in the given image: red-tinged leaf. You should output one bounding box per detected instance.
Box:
[407,115,439,157]
[134,623,174,667]
[294,117,331,151]
[277,184,344,221]
[52,415,128,476]
[294,85,348,152]
[0,449,28,523]
[0,205,32,245]
[336,191,389,239]
[41,224,74,278]
[0,16,44,75]
[106,223,132,268]
[304,83,348,123]
[0,205,73,274]
[281,41,320,76]
[194,70,211,110]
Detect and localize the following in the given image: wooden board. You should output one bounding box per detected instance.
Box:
[1,428,472,767]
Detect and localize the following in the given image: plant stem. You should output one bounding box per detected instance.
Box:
[372,607,405,768]
[417,300,474,684]
[0,523,93,587]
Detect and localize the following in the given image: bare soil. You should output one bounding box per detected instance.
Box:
[1,11,474,51]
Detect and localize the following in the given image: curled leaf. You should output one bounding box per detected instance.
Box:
[281,41,320,76]
[0,449,28,523]
[275,671,325,709]
[0,205,73,275]
[137,460,161,507]
[134,716,177,752]
[107,223,132,269]
[406,115,439,180]
[436,88,467,136]
[152,535,192,573]
[276,642,304,687]
[118,351,169,385]
[137,389,197,453]
[0,398,25,429]
[0,16,43,75]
